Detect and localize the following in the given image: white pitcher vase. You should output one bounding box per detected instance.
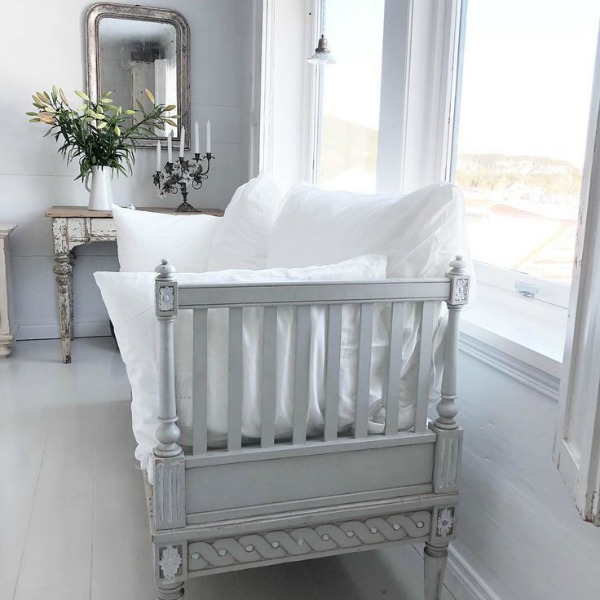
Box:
[85,166,114,211]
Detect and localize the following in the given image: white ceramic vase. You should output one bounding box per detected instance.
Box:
[85,166,114,211]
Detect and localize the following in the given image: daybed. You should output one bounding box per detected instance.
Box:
[96,176,470,600]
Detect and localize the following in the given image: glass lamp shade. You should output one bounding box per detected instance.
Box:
[308,34,336,65]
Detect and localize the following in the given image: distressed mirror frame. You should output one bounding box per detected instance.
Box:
[85,2,191,148]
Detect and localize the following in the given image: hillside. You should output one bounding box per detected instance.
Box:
[455,153,582,205]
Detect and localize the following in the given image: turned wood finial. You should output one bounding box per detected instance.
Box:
[434,256,470,430]
[154,259,181,458]
[156,258,176,278]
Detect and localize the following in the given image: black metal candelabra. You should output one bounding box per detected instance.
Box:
[153,153,214,212]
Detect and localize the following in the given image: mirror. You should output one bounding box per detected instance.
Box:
[86,3,190,147]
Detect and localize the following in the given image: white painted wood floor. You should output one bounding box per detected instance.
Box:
[0,338,458,600]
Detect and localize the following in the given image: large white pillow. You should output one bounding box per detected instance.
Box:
[112,204,222,272]
[94,254,388,480]
[267,182,468,278]
[207,172,284,271]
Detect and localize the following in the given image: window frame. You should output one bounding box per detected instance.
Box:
[448,0,579,309]
[553,32,600,525]
[310,0,413,192]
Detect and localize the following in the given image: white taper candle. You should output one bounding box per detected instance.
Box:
[156,140,161,171]
[194,121,200,154]
[179,126,186,157]
[167,131,173,163]
[206,119,211,153]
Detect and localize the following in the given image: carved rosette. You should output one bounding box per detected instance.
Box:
[435,507,455,538]
[446,255,470,307]
[158,545,183,582]
[451,276,470,305]
[159,285,176,312]
[188,512,431,572]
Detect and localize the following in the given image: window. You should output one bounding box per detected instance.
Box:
[261,0,600,526]
[311,0,412,193]
[451,0,598,305]
[316,0,385,192]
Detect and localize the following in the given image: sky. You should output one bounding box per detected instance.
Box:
[456,0,599,168]
[322,0,385,129]
[321,0,600,169]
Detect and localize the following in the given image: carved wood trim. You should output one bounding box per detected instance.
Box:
[430,506,456,542]
[188,511,431,572]
[431,426,463,493]
[156,542,187,590]
[154,454,186,530]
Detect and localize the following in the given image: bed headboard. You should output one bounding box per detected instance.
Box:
[153,257,470,458]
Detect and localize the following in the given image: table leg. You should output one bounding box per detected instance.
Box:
[53,253,74,363]
[68,251,76,340]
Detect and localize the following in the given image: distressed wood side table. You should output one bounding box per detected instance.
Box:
[46,206,223,363]
[0,224,17,358]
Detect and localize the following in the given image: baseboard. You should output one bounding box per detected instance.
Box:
[15,319,111,341]
[446,546,502,600]
[459,332,560,401]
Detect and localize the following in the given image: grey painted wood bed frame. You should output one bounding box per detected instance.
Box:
[148,257,470,600]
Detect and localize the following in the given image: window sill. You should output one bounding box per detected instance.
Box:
[459,283,567,399]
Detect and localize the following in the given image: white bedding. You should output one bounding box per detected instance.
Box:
[98,179,470,482]
[96,255,408,481]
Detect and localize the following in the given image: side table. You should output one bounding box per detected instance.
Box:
[0,224,17,358]
[46,206,223,363]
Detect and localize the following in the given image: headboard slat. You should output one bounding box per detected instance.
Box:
[192,308,209,454]
[324,304,343,442]
[227,307,244,450]
[354,303,374,438]
[414,301,436,432]
[292,306,311,444]
[385,302,405,435]
[260,306,278,448]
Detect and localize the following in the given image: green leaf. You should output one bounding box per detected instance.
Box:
[75,90,90,101]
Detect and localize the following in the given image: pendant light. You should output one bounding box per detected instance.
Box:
[308,1,335,65]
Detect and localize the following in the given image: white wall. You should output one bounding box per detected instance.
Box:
[453,351,600,600]
[0,0,251,342]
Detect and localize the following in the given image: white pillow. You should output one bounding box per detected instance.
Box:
[112,204,222,272]
[207,172,284,271]
[267,182,468,278]
[94,254,388,480]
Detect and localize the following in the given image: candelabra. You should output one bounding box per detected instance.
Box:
[153,153,214,212]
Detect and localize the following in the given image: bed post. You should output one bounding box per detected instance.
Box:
[425,255,470,600]
[154,260,186,600]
